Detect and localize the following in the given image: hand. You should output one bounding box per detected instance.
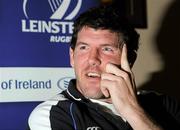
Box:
[100,44,163,130]
[100,44,138,116]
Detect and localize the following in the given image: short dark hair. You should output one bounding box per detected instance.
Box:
[70,5,140,65]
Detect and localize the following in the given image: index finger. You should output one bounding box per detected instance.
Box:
[121,44,131,72]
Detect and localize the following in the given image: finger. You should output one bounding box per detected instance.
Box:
[120,44,136,88]
[105,63,126,77]
[105,63,120,75]
[101,73,120,81]
[101,87,110,98]
[102,69,133,91]
[105,63,136,94]
[100,80,111,98]
[121,44,131,72]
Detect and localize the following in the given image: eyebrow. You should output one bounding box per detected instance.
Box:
[76,41,120,48]
[76,42,88,46]
[100,43,119,48]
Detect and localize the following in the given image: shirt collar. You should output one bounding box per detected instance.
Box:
[65,79,89,102]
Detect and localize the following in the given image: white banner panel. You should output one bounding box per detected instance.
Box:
[0,67,75,102]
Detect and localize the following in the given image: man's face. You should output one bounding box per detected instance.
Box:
[70,27,122,99]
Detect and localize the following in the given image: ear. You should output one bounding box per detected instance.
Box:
[69,48,74,68]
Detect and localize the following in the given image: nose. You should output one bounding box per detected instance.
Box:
[88,49,101,67]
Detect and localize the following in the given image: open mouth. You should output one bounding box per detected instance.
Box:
[87,72,101,78]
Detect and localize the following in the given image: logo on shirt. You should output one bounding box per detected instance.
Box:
[87,126,101,130]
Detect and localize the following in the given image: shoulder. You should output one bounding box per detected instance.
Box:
[138,90,180,124]
[138,90,180,107]
[28,94,68,130]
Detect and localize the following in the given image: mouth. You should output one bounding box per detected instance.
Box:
[87,72,101,78]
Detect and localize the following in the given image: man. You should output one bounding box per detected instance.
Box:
[28,5,180,130]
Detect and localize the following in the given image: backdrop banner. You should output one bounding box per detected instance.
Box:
[0,0,100,129]
[0,0,100,102]
[0,67,75,102]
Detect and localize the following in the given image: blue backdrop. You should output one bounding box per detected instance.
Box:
[0,0,100,129]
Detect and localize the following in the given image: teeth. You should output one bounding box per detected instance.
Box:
[87,72,100,77]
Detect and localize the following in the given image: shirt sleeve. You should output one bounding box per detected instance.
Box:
[161,94,180,124]
[28,94,75,130]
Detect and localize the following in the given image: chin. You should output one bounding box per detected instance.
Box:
[84,90,104,99]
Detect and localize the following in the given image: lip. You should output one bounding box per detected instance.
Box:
[87,72,101,77]
[85,72,101,81]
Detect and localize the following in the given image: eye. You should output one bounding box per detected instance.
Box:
[102,46,114,52]
[79,45,86,50]
[78,44,89,51]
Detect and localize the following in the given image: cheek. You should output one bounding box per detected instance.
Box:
[73,53,88,67]
[101,54,121,65]
[73,54,88,78]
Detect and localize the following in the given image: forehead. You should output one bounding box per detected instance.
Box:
[77,27,120,43]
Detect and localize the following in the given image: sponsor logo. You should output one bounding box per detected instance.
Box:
[22,0,83,43]
[0,79,51,90]
[23,0,82,20]
[57,77,73,90]
[87,126,101,130]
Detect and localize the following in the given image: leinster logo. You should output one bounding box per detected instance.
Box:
[22,0,83,43]
[23,0,82,20]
